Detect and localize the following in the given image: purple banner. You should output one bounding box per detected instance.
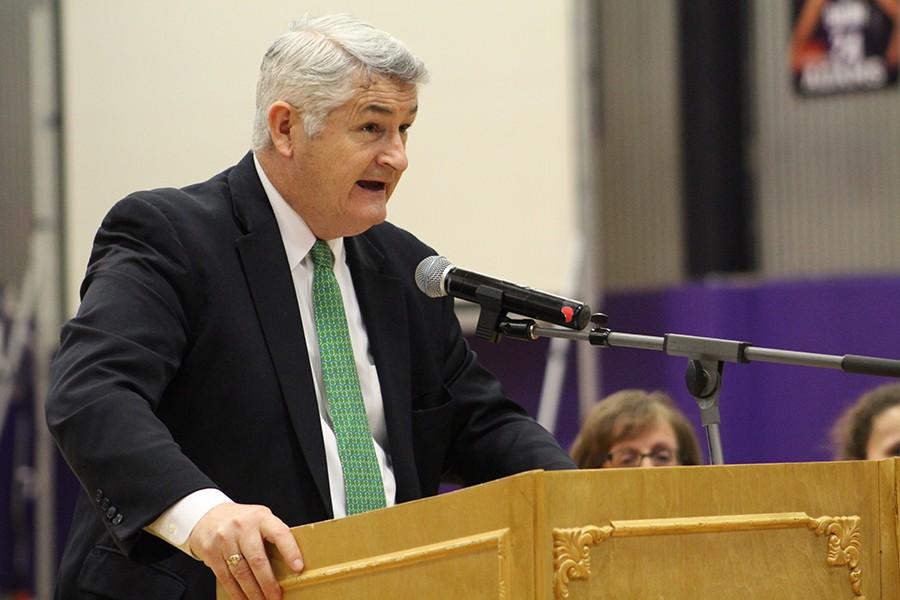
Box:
[470,275,900,464]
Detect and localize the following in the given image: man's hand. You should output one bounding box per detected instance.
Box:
[189,503,304,600]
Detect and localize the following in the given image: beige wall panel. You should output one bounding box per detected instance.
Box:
[0,0,34,287]
[61,1,579,313]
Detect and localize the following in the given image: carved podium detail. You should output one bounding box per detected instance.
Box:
[552,512,864,600]
[809,516,864,599]
[552,525,612,599]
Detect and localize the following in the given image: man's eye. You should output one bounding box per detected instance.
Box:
[399,124,411,135]
[361,123,381,134]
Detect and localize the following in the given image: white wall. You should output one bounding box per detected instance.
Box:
[61,0,580,313]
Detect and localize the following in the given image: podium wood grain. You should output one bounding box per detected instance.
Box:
[217,459,900,599]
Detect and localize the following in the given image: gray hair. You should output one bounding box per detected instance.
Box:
[251,14,429,149]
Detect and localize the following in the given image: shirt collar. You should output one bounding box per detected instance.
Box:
[253,153,345,269]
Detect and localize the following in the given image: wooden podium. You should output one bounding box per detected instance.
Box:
[219,459,900,599]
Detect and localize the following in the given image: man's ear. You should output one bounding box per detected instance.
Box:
[267,101,300,157]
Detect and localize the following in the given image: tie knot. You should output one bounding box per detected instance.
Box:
[310,240,334,269]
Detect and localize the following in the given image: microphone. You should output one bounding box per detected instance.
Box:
[414,256,591,330]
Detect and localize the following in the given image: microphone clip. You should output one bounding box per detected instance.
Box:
[474,285,607,344]
[475,285,541,343]
[474,284,509,343]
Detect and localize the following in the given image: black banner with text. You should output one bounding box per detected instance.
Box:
[791,0,899,96]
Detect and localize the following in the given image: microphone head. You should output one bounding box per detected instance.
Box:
[415,255,453,298]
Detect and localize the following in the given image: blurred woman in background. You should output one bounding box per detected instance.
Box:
[570,389,703,469]
[831,382,900,460]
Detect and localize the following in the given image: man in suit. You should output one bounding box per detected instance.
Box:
[47,15,575,599]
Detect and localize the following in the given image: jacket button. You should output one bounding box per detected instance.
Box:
[106,506,117,519]
[111,513,123,526]
[95,489,103,503]
[100,497,111,511]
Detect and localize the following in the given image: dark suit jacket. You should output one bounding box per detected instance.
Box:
[46,152,574,598]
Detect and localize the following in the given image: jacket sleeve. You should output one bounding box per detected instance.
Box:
[46,193,218,556]
[437,297,576,484]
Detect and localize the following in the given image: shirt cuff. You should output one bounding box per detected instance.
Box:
[145,488,232,558]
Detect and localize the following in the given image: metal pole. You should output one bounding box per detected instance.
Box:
[572,0,603,422]
[536,0,603,431]
[30,1,64,596]
[527,326,900,379]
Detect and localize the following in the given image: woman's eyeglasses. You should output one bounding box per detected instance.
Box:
[606,446,678,468]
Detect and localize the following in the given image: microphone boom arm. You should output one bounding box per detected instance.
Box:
[498,313,900,465]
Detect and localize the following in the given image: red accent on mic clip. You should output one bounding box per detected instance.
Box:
[560,306,574,324]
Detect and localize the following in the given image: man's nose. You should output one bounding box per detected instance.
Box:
[377,134,408,172]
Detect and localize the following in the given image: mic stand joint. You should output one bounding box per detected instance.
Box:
[497,319,538,341]
[685,359,725,465]
[588,312,611,346]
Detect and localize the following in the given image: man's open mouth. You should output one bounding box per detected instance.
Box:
[357,180,386,191]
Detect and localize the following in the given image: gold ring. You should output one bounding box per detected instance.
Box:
[225,553,243,568]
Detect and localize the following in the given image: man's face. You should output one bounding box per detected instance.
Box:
[282,77,418,240]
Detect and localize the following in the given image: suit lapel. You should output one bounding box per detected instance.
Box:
[345,235,420,502]
[229,153,333,517]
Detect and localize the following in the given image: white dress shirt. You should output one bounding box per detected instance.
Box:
[146,155,396,555]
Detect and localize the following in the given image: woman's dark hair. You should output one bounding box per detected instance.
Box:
[569,389,703,468]
[831,382,900,460]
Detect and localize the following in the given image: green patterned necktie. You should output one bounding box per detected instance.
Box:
[309,240,386,515]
